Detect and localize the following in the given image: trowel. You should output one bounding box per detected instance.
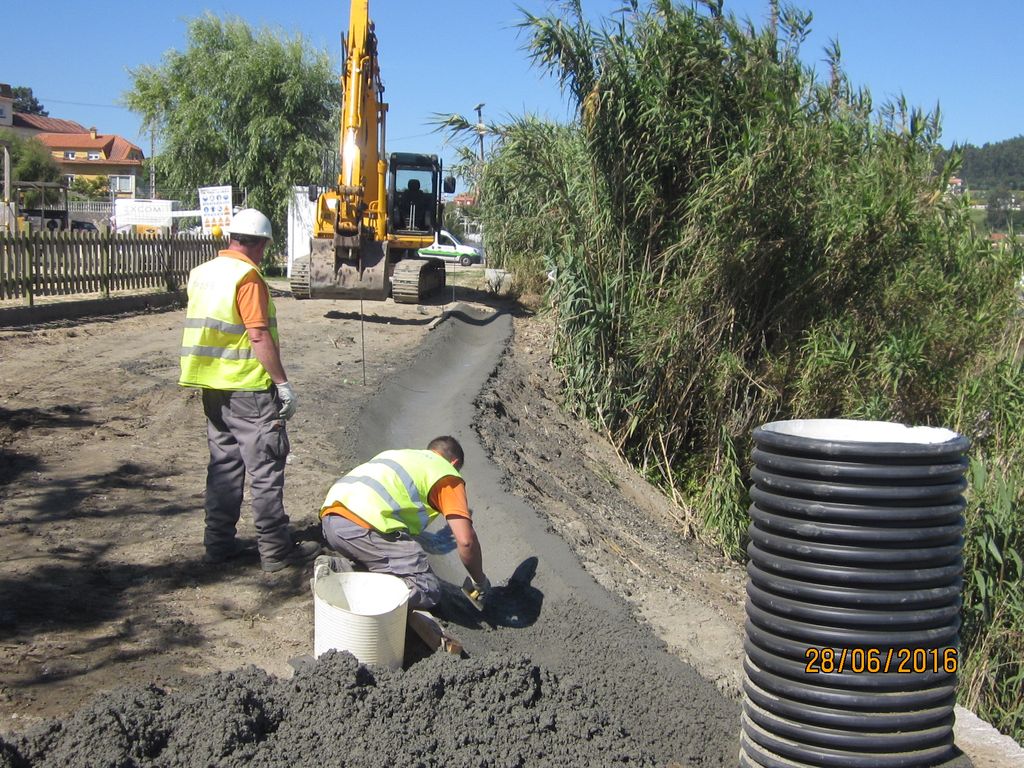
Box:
[461,576,487,611]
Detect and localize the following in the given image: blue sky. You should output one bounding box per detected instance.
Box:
[4,0,1021,175]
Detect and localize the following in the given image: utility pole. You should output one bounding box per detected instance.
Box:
[150,129,157,199]
[474,102,485,162]
[0,140,11,232]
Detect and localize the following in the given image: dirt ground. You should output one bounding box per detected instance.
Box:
[0,276,1015,765]
[0,287,441,726]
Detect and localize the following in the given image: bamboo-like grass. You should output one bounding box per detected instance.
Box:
[452,0,1023,738]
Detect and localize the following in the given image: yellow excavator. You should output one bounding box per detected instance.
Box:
[290,0,456,304]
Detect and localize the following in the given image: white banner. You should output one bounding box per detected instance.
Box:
[287,185,316,277]
[198,185,233,234]
[113,199,174,230]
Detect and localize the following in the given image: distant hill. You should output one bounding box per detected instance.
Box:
[953,135,1024,190]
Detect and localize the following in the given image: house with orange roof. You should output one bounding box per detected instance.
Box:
[11,112,89,137]
[34,127,144,198]
[1,82,143,198]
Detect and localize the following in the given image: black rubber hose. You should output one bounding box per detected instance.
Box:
[745,638,955,692]
[743,697,953,752]
[745,620,959,667]
[741,712,955,767]
[743,656,958,711]
[744,419,967,767]
[745,581,961,629]
[752,422,970,462]
[743,677,955,731]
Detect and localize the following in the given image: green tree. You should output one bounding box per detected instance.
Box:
[12,86,48,116]
[986,186,1011,229]
[124,15,338,241]
[0,129,61,206]
[70,175,110,200]
[0,131,60,182]
[984,185,1023,231]
[957,135,1024,189]
[442,205,466,238]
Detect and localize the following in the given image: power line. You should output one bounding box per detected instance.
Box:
[35,97,129,111]
[389,130,436,142]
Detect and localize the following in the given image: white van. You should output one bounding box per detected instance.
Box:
[418,230,483,266]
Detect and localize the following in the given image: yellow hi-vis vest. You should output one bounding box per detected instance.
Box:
[179,255,278,391]
[320,449,463,535]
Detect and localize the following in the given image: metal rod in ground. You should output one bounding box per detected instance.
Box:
[360,298,366,386]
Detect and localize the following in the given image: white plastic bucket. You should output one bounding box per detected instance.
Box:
[312,569,411,669]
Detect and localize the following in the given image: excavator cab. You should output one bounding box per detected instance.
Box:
[385,153,459,303]
[388,153,445,238]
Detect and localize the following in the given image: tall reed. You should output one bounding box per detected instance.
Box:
[462,0,1024,739]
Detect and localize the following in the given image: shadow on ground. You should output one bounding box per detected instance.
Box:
[435,556,543,631]
[0,456,321,694]
[324,310,435,326]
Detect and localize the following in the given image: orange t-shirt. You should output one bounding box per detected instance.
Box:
[219,249,270,329]
[323,475,470,529]
[432,476,471,520]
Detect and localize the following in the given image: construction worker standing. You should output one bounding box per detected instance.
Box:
[320,436,490,610]
[180,208,320,572]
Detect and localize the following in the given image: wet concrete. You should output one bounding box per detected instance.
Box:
[1,304,739,766]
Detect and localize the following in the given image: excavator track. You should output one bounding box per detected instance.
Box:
[391,258,446,304]
[289,257,311,299]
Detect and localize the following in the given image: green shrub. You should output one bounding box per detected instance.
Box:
[961,458,1024,738]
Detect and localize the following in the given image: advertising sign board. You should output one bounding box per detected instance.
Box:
[198,185,233,234]
[113,199,174,232]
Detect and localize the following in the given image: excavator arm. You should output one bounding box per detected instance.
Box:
[314,0,387,245]
[293,0,455,303]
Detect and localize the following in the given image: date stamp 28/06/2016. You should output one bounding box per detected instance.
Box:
[804,647,959,675]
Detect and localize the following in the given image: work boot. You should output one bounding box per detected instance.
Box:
[203,539,258,565]
[261,540,321,573]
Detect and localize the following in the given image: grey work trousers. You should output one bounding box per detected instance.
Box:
[202,388,293,561]
[321,514,441,610]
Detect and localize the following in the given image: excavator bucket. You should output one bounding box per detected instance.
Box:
[292,238,390,301]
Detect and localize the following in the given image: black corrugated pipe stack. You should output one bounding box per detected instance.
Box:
[739,419,969,768]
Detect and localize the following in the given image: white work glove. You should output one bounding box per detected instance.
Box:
[276,381,298,420]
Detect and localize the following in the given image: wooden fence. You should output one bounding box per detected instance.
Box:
[0,232,219,305]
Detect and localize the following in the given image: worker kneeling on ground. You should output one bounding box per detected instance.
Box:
[320,436,490,611]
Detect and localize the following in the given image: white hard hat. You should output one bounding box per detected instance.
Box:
[228,208,273,241]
